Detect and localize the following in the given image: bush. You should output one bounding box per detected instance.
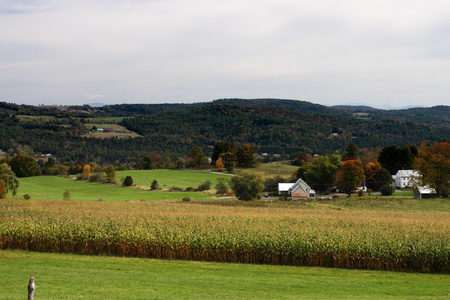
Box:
[380,185,395,196]
[358,190,364,197]
[215,178,229,195]
[197,180,212,191]
[185,187,195,192]
[23,193,31,200]
[89,174,98,182]
[182,197,191,202]
[151,179,159,190]
[170,186,182,191]
[63,190,71,200]
[123,176,133,187]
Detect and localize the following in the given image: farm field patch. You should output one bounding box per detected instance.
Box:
[83,123,141,138]
[1,199,449,273]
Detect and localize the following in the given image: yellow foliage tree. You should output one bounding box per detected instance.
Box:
[215,157,225,171]
[82,164,91,180]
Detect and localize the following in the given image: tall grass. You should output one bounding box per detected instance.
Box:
[1,199,449,273]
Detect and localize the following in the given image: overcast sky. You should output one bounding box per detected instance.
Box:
[1,0,450,108]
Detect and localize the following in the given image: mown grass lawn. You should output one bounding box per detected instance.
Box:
[1,250,449,300]
[15,176,215,202]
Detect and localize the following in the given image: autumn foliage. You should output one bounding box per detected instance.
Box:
[336,160,365,196]
[414,142,450,197]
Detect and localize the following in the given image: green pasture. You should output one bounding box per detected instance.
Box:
[115,169,232,189]
[15,176,214,202]
[1,250,449,299]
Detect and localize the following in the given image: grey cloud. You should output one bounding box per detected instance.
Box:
[1,0,449,107]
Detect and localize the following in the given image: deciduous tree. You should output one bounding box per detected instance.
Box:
[9,154,37,177]
[82,164,91,180]
[230,171,265,201]
[345,143,359,159]
[365,162,381,191]
[304,155,341,193]
[190,146,205,168]
[105,165,116,183]
[236,145,258,168]
[374,168,393,191]
[220,152,237,169]
[414,142,450,197]
[336,160,365,197]
[215,157,225,171]
[0,163,20,197]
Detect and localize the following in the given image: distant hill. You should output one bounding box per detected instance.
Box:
[0,99,448,166]
[333,104,449,127]
[212,99,352,117]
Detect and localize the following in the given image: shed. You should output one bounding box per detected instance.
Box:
[414,186,437,199]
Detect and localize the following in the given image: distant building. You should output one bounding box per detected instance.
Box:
[278,178,315,198]
[394,170,420,188]
[103,127,114,132]
[414,186,437,199]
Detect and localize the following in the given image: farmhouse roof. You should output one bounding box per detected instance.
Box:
[396,170,419,177]
[278,183,294,192]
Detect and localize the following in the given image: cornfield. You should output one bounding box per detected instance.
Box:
[1,199,449,273]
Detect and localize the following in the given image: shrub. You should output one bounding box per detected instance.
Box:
[151,180,159,190]
[182,197,191,202]
[89,174,98,182]
[197,180,212,191]
[170,186,181,191]
[123,176,133,187]
[215,178,229,195]
[23,193,31,200]
[63,190,71,200]
[380,185,395,196]
[358,190,364,197]
[185,187,194,192]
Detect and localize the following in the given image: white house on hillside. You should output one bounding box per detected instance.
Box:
[394,170,420,188]
[278,178,315,198]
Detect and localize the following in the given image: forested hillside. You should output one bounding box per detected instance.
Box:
[0,99,448,166]
[335,104,450,127]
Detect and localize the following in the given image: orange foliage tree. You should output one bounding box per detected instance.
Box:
[215,157,225,171]
[414,142,450,197]
[336,160,365,197]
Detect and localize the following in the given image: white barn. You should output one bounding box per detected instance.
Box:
[278,178,315,198]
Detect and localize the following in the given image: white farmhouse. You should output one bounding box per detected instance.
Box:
[394,170,420,188]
